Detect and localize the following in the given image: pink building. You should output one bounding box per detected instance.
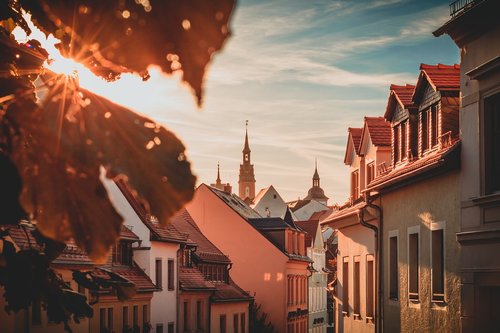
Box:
[186,184,311,333]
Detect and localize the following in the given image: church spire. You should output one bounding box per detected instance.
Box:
[216,162,221,185]
[239,120,256,204]
[313,158,320,181]
[243,120,251,154]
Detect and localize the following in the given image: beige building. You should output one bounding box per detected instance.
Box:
[433,1,500,331]
[367,66,462,333]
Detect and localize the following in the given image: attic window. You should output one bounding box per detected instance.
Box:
[273,194,277,199]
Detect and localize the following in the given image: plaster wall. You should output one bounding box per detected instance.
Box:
[210,301,250,333]
[381,171,460,333]
[336,219,376,333]
[178,292,210,333]
[186,185,290,332]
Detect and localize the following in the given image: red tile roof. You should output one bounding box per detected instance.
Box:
[116,180,188,243]
[384,84,416,120]
[95,265,157,292]
[349,127,363,154]
[419,64,460,91]
[363,116,391,147]
[212,279,253,302]
[171,209,231,264]
[179,267,215,290]
[367,139,461,191]
[120,225,140,241]
[322,201,365,225]
[295,220,319,248]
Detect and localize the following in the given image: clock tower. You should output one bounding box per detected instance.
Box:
[238,121,256,203]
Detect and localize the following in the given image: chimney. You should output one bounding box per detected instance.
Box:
[224,183,232,194]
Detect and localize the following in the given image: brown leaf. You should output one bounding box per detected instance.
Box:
[20,0,236,105]
[7,74,196,261]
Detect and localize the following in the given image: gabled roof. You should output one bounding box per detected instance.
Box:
[179,267,216,291]
[248,217,299,231]
[367,139,461,192]
[359,116,391,154]
[287,199,312,212]
[211,279,253,302]
[344,127,363,165]
[321,200,365,225]
[206,185,262,219]
[295,220,320,248]
[413,64,460,103]
[116,180,188,244]
[95,265,157,292]
[171,209,231,264]
[384,84,416,120]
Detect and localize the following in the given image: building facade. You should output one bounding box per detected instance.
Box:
[434,1,500,331]
[239,125,256,204]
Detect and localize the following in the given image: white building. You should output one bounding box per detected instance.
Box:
[252,185,296,219]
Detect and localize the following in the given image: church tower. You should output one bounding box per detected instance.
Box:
[238,121,256,204]
[304,159,329,205]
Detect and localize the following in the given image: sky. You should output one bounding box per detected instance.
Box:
[19,0,460,205]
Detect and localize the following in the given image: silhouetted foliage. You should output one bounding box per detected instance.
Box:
[0,0,235,331]
[249,301,277,333]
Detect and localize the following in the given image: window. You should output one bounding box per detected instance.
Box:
[167,322,174,333]
[287,275,292,305]
[143,305,148,325]
[234,313,239,333]
[366,162,375,186]
[241,313,246,333]
[351,170,359,201]
[155,259,162,288]
[432,228,445,302]
[401,120,407,160]
[196,300,202,329]
[107,308,114,332]
[156,324,164,333]
[353,256,360,316]
[421,110,429,152]
[183,301,189,331]
[133,305,138,328]
[342,257,349,314]
[123,306,129,328]
[32,297,41,325]
[484,92,500,194]
[220,314,227,333]
[100,308,106,331]
[408,229,419,301]
[389,235,398,300]
[366,255,375,319]
[113,241,132,265]
[431,105,439,147]
[393,125,399,162]
[168,259,175,290]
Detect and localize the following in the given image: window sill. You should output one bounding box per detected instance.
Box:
[431,299,448,310]
[471,192,500,207]
[342,311,349,317]
[366,316,374,324]
[353,313,361,320]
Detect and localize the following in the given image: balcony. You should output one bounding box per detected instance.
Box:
[449,0,483,17]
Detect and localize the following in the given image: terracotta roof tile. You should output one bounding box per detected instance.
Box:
[364,116,391,147]
[171,209,231,264]
[349,127,363,154]
[419,64,460,91]
[120,225,140,241]
[322,201,366,225]
[95,265,157,292]
[384,84,416,120]
[115,180,189,243]
[179,267,215,290]
[368,139,461,191]
[294,220,319,248]
[211,279,253,302]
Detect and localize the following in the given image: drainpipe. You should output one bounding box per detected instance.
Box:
[358,194,383,333]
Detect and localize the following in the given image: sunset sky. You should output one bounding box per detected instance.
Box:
[24,0,460,204]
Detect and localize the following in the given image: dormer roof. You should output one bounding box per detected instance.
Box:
[359,116,391,154]
[413,64,460,103]
[384,84,416,120]
[344,127,363,165]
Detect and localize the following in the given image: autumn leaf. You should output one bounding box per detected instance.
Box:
[6,73,196,262]
[20,0,236,105]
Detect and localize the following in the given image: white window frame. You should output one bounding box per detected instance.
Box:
[430,221,446,306]
[387,229,399,303]
[407,225,420,306]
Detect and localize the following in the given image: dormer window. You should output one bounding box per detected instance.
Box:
[351,170,360,201]
[113,241,132,266]
[394,120,408,163]
[182,248,192,267]
[366,162,375,186]
[420,104,439,154]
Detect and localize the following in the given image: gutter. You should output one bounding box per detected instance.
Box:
[358,194,383,333]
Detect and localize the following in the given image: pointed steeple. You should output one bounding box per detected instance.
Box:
[243,120,251,154]
[239,120,256,203]
[216,162,221,185]
[313,158,320,181]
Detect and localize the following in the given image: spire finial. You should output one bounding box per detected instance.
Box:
[216,162,221,183]
[313,158,320,183]
[243,120,251,154]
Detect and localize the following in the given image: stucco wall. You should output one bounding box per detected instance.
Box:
[186,185,290,332]
[336,219,376,333]
[382,171,460,333]
[178,292,210,333]
[210,301,250,333]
